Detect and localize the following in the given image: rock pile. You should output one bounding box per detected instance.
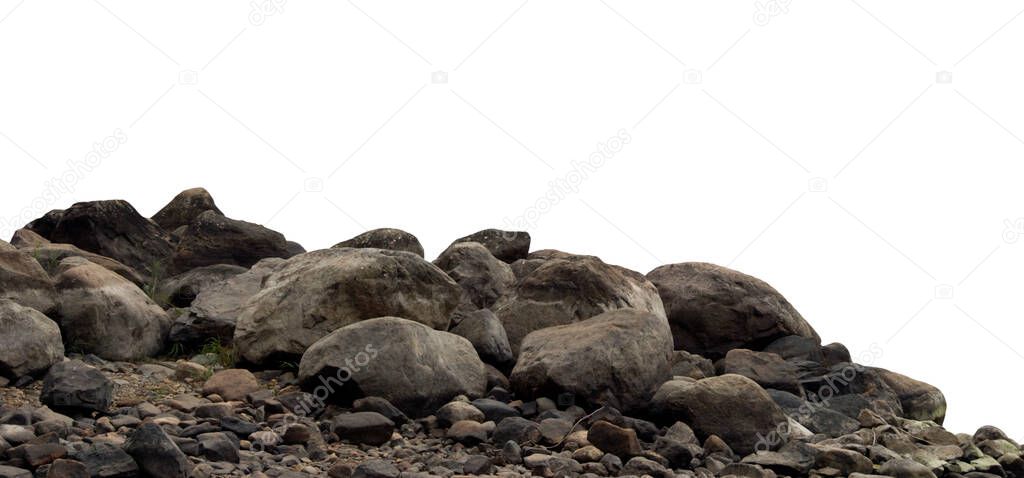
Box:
[0,189,1019,478]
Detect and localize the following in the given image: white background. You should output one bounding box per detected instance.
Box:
[1,1,1022,439]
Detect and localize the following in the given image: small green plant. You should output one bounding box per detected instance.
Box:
[143,260,170,307]
[279,360,299,371]
[200,338,237,368]
[167,342,185,358]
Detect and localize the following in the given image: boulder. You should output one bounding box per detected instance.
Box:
[0,299,64,379]
[40,360,113,412]
[48,200,173,279]
[433,242,515,310]
[449,309,514,368]
[719,349,802,395]
[452,229,531,263]
[124,422,192,478]
[767,389,860,437]
[333,228,424,257]
[156,264,247,308]
[651,374,788,455]
[18,242,145,287]
[874,368,946,424]
[170,210,291,273]
[669,350,715,380]
[646,262,819,358]
[8,228,48,248]
[0,240,58,313]
[235,249,460,364]
[151,187,223,231]
[170,258,286,347]
[23,209,64,240]
[52,257,170,360]
[511,308,672,413]
[298,317,486,417]
[878,458,938,478]
[494,254,666,354]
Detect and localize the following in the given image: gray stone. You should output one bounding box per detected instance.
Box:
[298,317,486,417]
[41,360,113,412]
[511,308,672,413]
[333,228,424,257]
[236,249,460,364]
[0,299,64,379]
[646,262,819,358]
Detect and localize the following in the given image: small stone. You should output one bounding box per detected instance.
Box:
[332,412,395,446]
[202,369,260,402]
[436,401,485,427]
[463,455,492,475]
[446,420,491,445]
[40,360,113,412]
[352,460,399,478]
[573,445,604,463]
[44,459,89,478]
[124,422,192,478]
[196,432,240,463]
[588,420,642,458]
[493,417,540,445]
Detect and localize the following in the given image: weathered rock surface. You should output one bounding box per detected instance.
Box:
[647,262,819,358]
[875,367,947,424]
[0,299,64,380]
[433,241,515,311]
[52,257,170,360]
[48,200,173,279]
[235,249,460,364]
[0,240,58,314]
[40,360,113,412]
[124,422,192,478]
[511,308,672,412]
[170,210,291,273]
[151,187,223,231]
[449,309,514,368]
[156,263,247,308]
[652,374,788,455]
[452,229,531,263]
[17,241,146,287]
[298,317,486,416]
[494,253,666,354]
[170,257,285,347]
[333,228,424,257]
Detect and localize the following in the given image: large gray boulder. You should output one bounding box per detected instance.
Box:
[510,308,672,413]
[646,262,819,358]
[652,374,788,455]
[0,299,64,379]
[433,241,515,311]
[298,317,487,417]
[156,264,247,308]
[170,210,291,274]
[450,309,513,368]
[151,187,223,231]
[333,228,424,257]
[235,249,460,364]
[874,367,946,424]
[452,229,531,263]
[170,258,286,347]
[18,240,146,287]
[494,254,665,354]
[48,200,173,279]
[0,240,58,314]
[53,257,170,360]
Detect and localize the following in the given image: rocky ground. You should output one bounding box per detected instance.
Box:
[0,188,1021,478]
